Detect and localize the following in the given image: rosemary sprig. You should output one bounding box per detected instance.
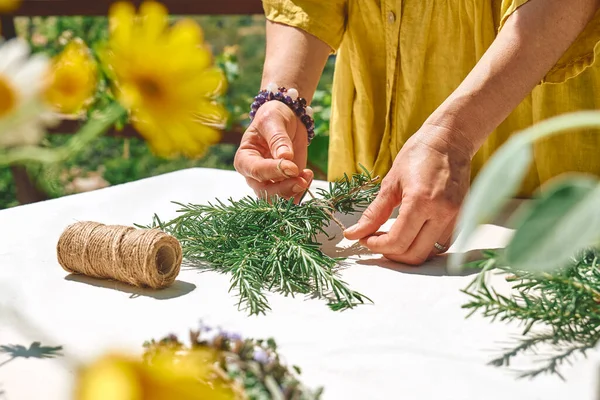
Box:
[143,169,380,315]
[462,249,600,379]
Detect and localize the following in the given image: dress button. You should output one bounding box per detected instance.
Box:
[388,11,396,24]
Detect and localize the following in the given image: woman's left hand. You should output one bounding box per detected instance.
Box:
[344,124,472,265]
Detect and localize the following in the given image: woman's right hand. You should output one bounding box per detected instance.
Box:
[234,100,313,202]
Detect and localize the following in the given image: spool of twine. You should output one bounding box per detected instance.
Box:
[57,222,182,290]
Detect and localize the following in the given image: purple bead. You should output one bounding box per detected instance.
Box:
[255,95,267,105]
[249,110,256,119]
[251,101,261,111]
[278,87,286,92]
[295,107,305,117]
[274,92,284,101]
[284,96,293,106]
[301,114,312,126]
[298,97,307,107]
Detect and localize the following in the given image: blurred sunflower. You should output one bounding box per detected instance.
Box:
[45,39,98,115]
[0,0,20,12]
[75,350,235,400]
[0,38,56,149]
[103,1,228,158]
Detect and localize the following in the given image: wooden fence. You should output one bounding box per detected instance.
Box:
[0,0,263,204]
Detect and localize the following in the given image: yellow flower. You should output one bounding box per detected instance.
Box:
[45,39,98,114]
[75,350,235,400]
[103,1,228,158]
[0,0,20,12]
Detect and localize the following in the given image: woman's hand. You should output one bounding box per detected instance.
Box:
[344,124,472,265]
[234,100,313,202]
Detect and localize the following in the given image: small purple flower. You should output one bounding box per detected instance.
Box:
[224,332,242,341]
[253,348,269,364]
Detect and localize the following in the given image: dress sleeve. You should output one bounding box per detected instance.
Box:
[498,0,600,84]
[262,0,348,52]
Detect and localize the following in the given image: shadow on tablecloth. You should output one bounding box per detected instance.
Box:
[317,207,504,277]
[64,275,196,300]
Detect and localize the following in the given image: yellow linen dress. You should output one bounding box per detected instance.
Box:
[263,0,600,196]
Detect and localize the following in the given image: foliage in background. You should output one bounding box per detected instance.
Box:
[143,170,379,316]
[451,111,600,378]
[0,15,335,209]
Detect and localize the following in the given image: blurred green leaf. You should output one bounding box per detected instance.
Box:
[450,111,600,272]
[506,176,600,272]
[449,140,532,270]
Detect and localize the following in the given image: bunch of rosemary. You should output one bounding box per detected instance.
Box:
[462,249,600,379]
[145,170,380,315]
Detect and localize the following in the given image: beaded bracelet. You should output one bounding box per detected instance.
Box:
[250,82,316,144]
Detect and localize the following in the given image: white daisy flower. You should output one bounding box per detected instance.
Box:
[0,38,57,149]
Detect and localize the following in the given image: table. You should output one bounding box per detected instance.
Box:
[0,168,598,400]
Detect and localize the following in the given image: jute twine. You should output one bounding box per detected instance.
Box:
[56,222,182,289]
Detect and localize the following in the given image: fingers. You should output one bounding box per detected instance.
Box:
[352,196,458,265]
[234,102,307,184]
[344,185,401,240]
[357,201,426,256]
[293,169,314,203]
[256,104,296,160]
[383,219,447,265]
[247,174,310,200]
[427,216,457,259]
[234,146,299,182]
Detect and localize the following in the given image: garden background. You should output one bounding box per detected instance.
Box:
[0,15,336,209]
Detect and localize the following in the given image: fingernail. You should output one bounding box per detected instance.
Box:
[345,223,360,234]
[275,146,291,158]
[292,184,305,194]
[283,168,295,177]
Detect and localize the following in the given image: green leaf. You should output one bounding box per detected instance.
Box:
[450,111,600,272]
[505,176,600,273]
[449,139,532,270]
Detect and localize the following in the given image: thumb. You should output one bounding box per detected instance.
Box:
[256,104,296,160]
[344,189,399,240]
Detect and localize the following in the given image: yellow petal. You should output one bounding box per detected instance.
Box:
[164,19,211,71]
[75,356,141,400]
[45,40,97,114]
[168,18,204,49]
[187,67,227,98]
[133,115,178,158]
[109,2,136,49]
[139,1,169,43]
[193,100,228,128]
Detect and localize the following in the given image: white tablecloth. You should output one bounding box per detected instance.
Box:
[0,168,597,400]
